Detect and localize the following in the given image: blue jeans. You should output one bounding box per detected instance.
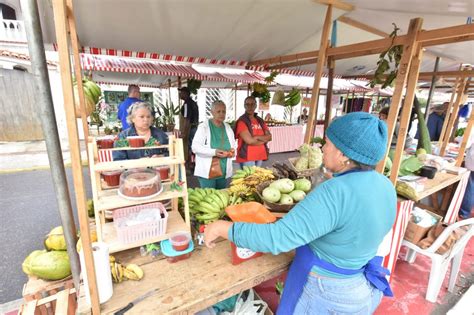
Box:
[293,273,383,315]
[459,171,474,218]
[239,160,263,169]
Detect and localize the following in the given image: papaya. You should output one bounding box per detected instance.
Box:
[30,251,71,280]
[44,226,67,251]
[22,250,47,275]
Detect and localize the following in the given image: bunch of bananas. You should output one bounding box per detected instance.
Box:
[284,88,301,107]
[110,255,144,283]
[188,188,242,224]
[230,167,274,198]
[74,78,102,116]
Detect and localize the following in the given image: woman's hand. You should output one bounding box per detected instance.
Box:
[204,220,233,248]
[215,149,227,158]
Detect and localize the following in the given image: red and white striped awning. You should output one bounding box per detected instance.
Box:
[80,54,205,78]
[202,72,265,84]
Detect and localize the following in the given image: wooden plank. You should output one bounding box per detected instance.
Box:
[316,0,354,11]
[22,300,38,315]
[376,18,423,174]
[99,145,169,152]
[456,107,474,166]
[87,240,293,314]
[54,289,70,315]
[95,182,187,211]
[247,50,319,67]
[66,0,89,164]
[337,16,389,37]
[418,23,474,43]
[389,44,423,184]
[439,68,463,145]
[51,0,100,313]
[103,210,189,253]
[267,57,318,70]
[440,77,468,156]
[324,56,335,136]
[93,156,185,172]
[344,69,474,80]
[304,4,333,143]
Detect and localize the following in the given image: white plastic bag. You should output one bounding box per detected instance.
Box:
[222,289,268,315]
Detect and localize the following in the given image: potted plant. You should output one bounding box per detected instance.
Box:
[155,101,180,132]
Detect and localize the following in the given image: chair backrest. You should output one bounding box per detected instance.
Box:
[424,218,474,255]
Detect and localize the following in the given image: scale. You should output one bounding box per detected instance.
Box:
[230,242,263,265]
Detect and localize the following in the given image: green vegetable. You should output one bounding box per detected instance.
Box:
[114,139,129,147]
[262,187,281,203]
[293,178,312,193]
[144,137,160,147]
[279,194,294,204]
[455,127,465,137]
[289,190,306,202]
[30,251,71,280]
[414,96,432,154]
[384,157,392,176]
[399,156,424,176]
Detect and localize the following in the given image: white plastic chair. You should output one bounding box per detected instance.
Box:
[401,218,474,302]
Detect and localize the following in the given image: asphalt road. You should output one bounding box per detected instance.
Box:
[0,152,296,303]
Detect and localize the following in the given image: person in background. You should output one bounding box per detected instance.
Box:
[298,108,309,124]
[234,96,272,168]
[117,84,142,130]
[178,87,199,169]
[192,100,236,189]
[416,102,449,141]
[378,106,413,149]
[113,102,168,160]
[459,128,474,220]
[205,112,396,314]
[264,113,272,122]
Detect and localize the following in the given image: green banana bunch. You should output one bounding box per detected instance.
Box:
[232,166,255,179]
[188,188,244,224]
[73,78,102,116]
[284,88,301,107]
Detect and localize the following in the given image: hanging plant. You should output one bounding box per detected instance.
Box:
[369,23,403,89]
[251,71,278,103]
[187,78,202,95]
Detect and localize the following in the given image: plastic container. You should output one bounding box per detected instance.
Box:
[118,169,162,199]
[419,166,437,179]
[155,166,170,180]
[160,238,194,263]
[127,136,145,147]
[97,138,115,149]
[113,202,168,244]
[170,231,191,251]
[102,170,122,187]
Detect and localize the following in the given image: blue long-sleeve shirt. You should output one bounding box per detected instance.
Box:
[229,170,397,277]
[117,97,142,130]
[112,126,168,160]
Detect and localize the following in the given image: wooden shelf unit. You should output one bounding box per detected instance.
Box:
[88,135,191,253]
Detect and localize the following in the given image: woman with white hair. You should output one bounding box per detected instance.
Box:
[192,100,236,189]
[113,102,168,160]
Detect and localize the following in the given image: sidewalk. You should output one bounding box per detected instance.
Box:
[0,140,88,173]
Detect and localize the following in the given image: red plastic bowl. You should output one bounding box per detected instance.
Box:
[170,232,191,251]
[97,138,114,149]
[102,171,122,187]
[127,136,145,147]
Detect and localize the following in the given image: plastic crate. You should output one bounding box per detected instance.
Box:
[113,202,168,244]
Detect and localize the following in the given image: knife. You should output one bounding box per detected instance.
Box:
[114,288,159,315]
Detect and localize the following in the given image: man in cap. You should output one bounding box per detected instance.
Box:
[178,87,199,168]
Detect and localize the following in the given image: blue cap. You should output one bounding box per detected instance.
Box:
[326,112,388,166]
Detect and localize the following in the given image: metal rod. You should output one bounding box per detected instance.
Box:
[21,0,80,291]
[424,56,440,119]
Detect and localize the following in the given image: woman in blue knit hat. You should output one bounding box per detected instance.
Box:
[204,112,397,315]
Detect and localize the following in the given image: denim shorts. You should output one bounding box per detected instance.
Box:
[293,273,383,315]
[239,160,263,168]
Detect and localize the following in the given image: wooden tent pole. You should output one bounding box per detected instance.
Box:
[439,65,463,144]
[324,56,335,137]
[389,44,424,184]
[51,0,100,313]
[375,18,423,174]
[456,108,474,166]
[234,84,238,120]
[440,77,468,156]
[66,0,89,163]
[304,4,333,143]
[424,56,440,119]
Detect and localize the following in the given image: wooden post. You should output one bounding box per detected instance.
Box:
[304,4,333,143]
[66,0,89,164]
[439,66,463,145]
[456,108,474,166]
[234,83,238,120]
[390,44,424,184]
[343,90,349,113]
[324,57,335,136]
[440,77,468,156]
[51,0,100,313]
[376,18,424,174]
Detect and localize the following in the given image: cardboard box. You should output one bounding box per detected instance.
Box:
[404,210,443,244]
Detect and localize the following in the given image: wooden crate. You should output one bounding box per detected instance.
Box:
[19,288,76,315]
[21,277,76,315]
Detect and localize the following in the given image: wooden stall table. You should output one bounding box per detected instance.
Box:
[78,240,293,314]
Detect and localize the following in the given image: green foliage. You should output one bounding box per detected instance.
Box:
[154,100,180,129]
[455,127,466,137]
[187,78,202,95]
[369,24,403,89]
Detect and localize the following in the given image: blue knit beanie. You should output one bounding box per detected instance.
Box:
[326,112,388,165]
